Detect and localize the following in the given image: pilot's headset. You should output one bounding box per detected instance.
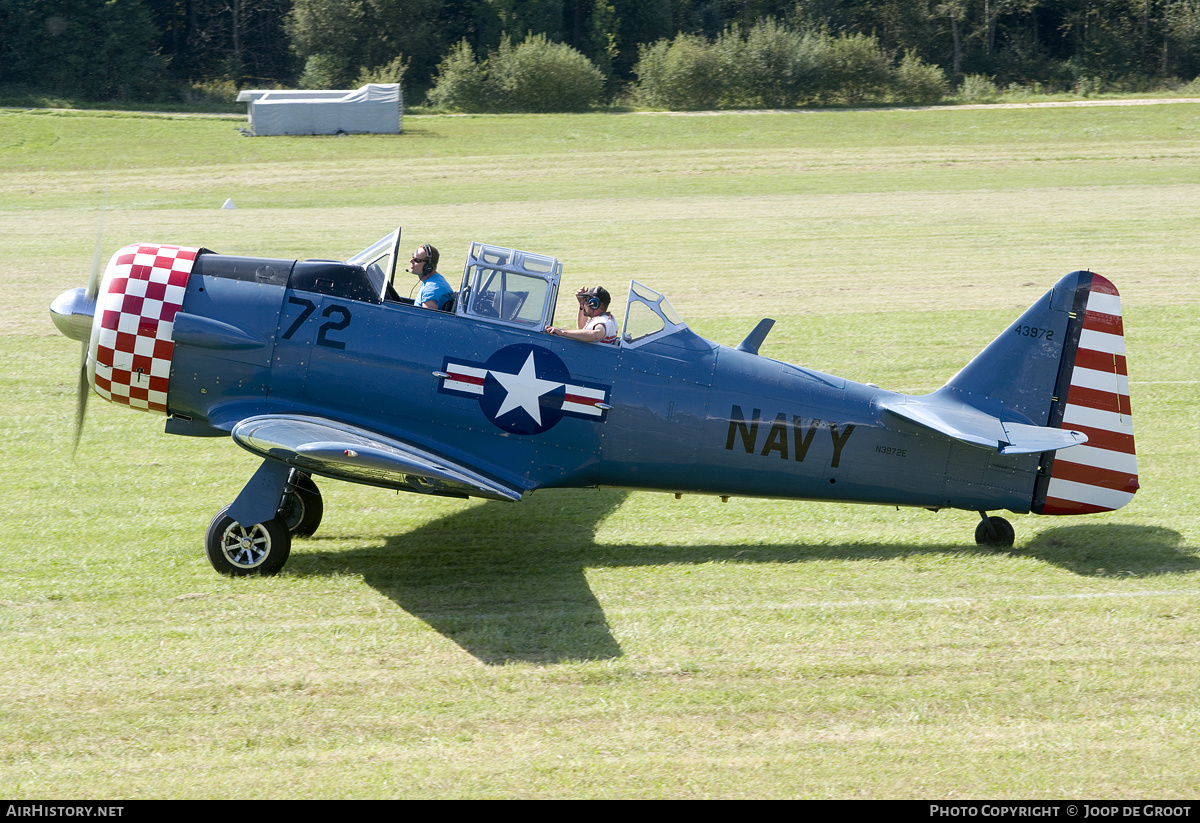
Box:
[580,286,608,312]
[419,244,439,276]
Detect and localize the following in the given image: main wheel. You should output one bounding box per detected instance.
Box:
[206,506,291,576]
[975,515,1015,548]
[278,472,323,537]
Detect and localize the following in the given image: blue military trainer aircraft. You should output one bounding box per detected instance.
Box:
[50,227,1138,576]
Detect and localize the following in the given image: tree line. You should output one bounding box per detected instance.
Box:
[3,0,1200,108]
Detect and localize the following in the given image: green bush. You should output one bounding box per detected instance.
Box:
[427,35,604,113]
[299,53,352,89]
[634,34,725,110]
[630,40,672,107]
[718,20,826,108]
[488,34,606,113]
[892,50,949,105]
[356,55,409,87]
[822,33,891,104]
[634,24,953,111]
[958,74,1000,102]
[426,41,488,112]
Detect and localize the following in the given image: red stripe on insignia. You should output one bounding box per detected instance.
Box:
[564,392,597,407]
[448,372,485,387]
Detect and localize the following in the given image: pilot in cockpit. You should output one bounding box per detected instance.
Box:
[409,244,453,310]
[545,285,618,344]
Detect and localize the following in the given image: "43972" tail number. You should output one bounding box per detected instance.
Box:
[1014,324,1054,341]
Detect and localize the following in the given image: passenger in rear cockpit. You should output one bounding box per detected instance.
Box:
[409,244,453,310]
[545,285,617,344]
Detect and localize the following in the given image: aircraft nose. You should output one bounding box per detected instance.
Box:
[50,286,96,343]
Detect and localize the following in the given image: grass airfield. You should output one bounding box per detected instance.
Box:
[2,103,1199,798]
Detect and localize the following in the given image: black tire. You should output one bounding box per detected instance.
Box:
[975,516,1015,548]
[206,506,292,576]
[278,472,323,537]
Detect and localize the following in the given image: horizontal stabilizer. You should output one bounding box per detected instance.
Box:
[997,421,1088,455]
[881,397,1087,455]
[231,414,523,502]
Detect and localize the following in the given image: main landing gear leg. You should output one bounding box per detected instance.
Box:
[277,470,324,538]
[974,511,1015,548]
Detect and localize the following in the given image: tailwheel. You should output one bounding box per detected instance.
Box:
[206,506,292,576]
[975,513,1015,548]
[278,470,323,537]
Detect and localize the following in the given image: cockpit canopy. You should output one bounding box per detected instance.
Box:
[458,242,561,329]
[347,227,690,347]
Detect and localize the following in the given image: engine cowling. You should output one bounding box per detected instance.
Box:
[90,243,200,414]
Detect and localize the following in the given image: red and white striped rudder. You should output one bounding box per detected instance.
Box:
[1036,273,1139,515]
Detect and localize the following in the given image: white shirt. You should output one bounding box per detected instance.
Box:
[586,312,618,345]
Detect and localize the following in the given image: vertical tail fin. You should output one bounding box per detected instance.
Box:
[1034,273,1138,514]
[936,271,1138,515]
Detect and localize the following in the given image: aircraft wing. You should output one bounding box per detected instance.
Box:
[880,397,1088,455]
[230,414,524,502]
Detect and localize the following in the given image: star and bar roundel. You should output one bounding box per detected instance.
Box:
[438,344,611,435]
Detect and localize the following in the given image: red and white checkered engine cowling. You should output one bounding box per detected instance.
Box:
[90,243,199,414]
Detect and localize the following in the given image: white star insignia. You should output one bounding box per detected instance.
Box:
[491,352,563,426]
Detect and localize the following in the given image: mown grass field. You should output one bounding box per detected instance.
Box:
[2,102,1199,799]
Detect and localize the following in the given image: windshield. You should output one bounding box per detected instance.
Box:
[622,281,687,346]
[347,228,401,299]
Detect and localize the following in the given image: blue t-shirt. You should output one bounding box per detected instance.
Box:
[416,272,453,309]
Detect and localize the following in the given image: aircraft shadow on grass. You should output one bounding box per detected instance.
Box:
[286,489,1194,666]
